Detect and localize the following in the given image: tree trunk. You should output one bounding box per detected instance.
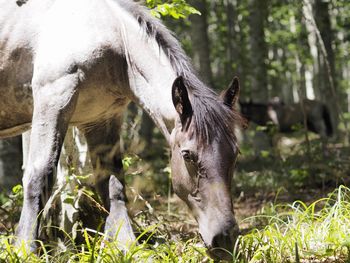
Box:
[56,127,92,240]
[281,50,295,104]
[248,0,269,102]
[225,0,241,84]
[140,111,154,153]
[189,0,213,85]
[314,0,338,128]
[0,137,22,191]
[297,15,310,99]
[247,0,271,154]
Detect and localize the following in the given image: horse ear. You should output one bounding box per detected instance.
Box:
[172,76,193,127]
[221,77,240,109]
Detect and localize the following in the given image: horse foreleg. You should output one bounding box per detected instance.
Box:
[15,73,79,251]
[22,130,31,172]
[103,175,135,246]
[83,117,135,247]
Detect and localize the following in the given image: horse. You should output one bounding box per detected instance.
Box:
[239,99,333,138]
[0,0,245,260]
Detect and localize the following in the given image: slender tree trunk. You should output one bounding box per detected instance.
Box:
[314,0,338,128]
[140,111,154,152]
[248,0,269,102]
[269,46,280,98]
[235,0,249,97]
[299,62,307,98]
[297,15,310,99]
[281,50,295,104]
[226,0,240,81]
[247,0,271,154]
[189,0,213,85]
[0,137,22,191]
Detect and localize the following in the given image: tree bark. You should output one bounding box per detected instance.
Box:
[248,0,269,103]
[140,111,154,152]
[189,0,213,85]
[225,0,241,84]
[297,15,310,99]
[314,0,338,127]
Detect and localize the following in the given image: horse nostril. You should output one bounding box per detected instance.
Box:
[208,232,234,261]
[212,234,220,249]
[212,232,232,250]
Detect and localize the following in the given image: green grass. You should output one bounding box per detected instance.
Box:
[0,229,208,262]
[237,185,350,262]
[1,186,350,262]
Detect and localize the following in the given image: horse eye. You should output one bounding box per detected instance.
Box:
[181,150,192,162]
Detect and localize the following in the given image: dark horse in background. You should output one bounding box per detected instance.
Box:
[240,99,333,138]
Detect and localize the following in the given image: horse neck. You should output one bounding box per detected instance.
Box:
[126,46,177,143]
[115,3,178,143]
[127,48,177,131]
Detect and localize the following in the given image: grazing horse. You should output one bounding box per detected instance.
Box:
[240,99,333,137]
[0,0,244,260]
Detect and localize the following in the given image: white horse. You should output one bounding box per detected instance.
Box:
[0,0,244,260]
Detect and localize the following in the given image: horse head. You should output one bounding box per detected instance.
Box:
[169,76,242,260]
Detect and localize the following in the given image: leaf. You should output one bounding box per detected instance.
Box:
[12,185,23,194]
[260,150,270,158]
[122,156,133,170]
[63,195,75,205]
[256,125,268,132]
[83,189,95,197]
[147,0,200,19]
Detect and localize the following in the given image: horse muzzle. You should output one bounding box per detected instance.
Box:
[200,220,240,261]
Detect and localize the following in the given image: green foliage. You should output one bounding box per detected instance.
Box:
[259,150,270,159]
[289,169,309,187]
[122,154,137,171]
[0,184,23,233]
[146,0,200,19]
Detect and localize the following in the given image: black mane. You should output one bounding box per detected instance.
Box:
[119,0,244,148]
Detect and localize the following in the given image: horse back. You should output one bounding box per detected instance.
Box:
[0,0,135,136]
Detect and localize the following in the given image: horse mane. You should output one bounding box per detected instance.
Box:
[118,0,244,148]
